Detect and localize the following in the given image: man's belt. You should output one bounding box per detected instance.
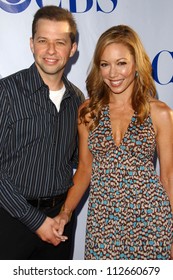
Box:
[27,192,67,209]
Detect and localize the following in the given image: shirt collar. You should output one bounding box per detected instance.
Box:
[26,63,46,93]
[26,63,75,99]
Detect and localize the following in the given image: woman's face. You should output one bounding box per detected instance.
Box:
[99,43,136,96]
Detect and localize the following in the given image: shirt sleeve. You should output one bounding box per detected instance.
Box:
[0,86,46,232]
[71,90,85,169]
[71,135,79,169]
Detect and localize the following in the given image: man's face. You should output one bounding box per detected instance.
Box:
[30,19,77,79]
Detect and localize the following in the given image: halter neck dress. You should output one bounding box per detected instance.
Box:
[85,105,173,259]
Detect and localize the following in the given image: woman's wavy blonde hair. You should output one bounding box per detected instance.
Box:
[80,25,156,130]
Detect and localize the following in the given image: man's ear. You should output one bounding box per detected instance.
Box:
[70,42,77,57]
[30,37,34,54]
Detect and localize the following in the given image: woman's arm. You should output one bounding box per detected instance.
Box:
[54,103,93,234]
[151,100,173,259]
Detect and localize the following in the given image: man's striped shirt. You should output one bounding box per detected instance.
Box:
[0,63,84,231]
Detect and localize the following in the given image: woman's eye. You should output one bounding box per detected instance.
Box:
[100,63,108,67]
[118,61,126,65]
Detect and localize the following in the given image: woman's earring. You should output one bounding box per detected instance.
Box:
[135,71,138,77]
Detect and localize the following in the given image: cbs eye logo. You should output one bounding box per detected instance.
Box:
[0,0,31,13]
[0,0,118,13]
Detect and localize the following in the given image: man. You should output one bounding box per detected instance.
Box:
[0,5,85,259]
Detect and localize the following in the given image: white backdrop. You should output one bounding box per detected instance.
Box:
[0,0,173,260]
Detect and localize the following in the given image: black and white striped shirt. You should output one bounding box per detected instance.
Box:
[0,63,85,231]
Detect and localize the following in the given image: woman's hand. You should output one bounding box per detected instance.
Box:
[54,210,70,237]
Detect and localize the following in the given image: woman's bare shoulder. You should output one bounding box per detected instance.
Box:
[150,97,172,114]
[150,98,173,125]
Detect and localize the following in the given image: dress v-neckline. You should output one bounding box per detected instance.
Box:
[106,104,135,148]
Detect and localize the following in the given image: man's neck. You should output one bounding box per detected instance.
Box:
[36,64,64,91]
[43,74,64,91]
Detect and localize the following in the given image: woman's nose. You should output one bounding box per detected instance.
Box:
[109,65,117,77]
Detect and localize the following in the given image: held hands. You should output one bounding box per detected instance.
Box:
[36,216,68,246]
[54,205,72,238]
[35,205,72,246]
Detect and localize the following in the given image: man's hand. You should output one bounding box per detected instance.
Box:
[36,217,68,246]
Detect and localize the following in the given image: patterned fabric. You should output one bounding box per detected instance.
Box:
[85,105,173,260]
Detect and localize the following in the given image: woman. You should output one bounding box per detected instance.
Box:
[56,25,173,260]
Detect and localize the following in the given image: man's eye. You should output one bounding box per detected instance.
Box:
[38,39,46,44]
[56,41,65,45]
